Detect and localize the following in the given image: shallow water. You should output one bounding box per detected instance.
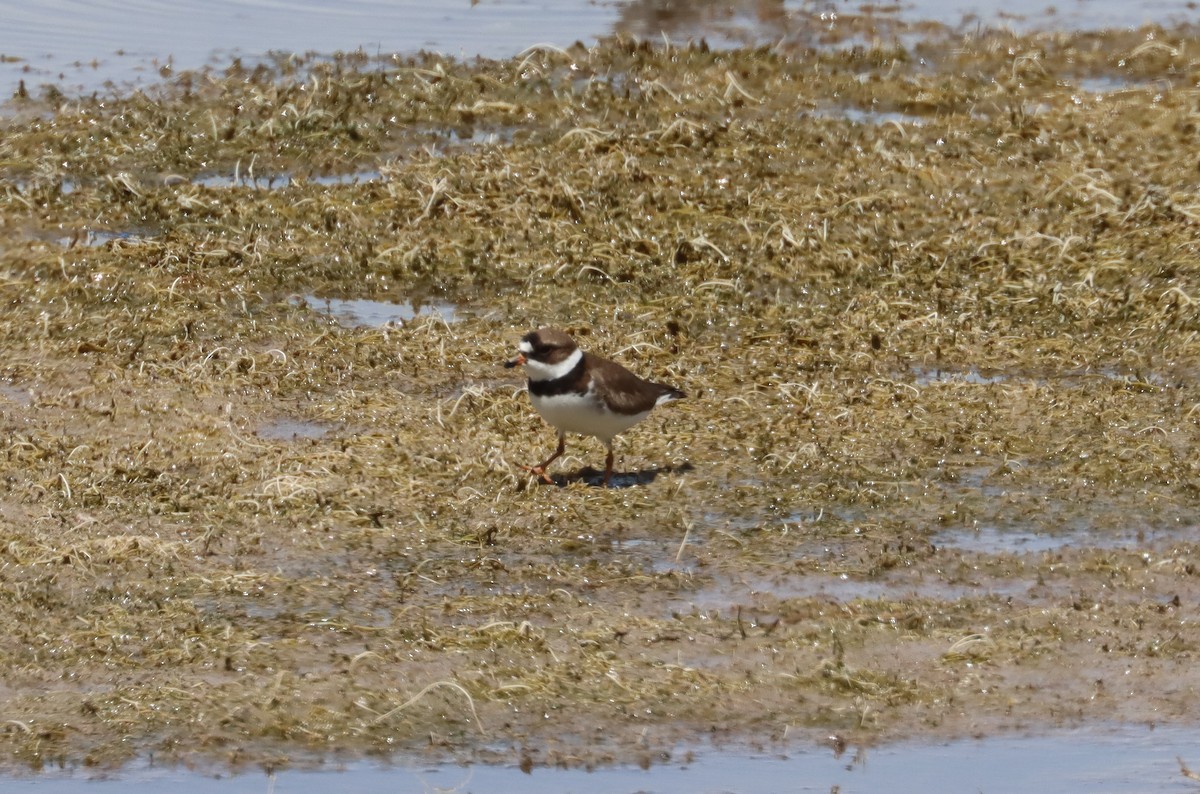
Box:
[911,364,1169,388]
[932,523,1175,554]
[6,724,1197,793]
[0,384,32,405]
[299,295,460,327]
[5,0,1200,787]
[256,418,334,441]
[189,172,383,190]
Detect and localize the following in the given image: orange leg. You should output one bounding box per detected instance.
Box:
[603,446,615,487]
[521,434,565,484]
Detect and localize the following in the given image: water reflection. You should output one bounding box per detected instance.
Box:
[4,0,1197,103]
[616,0,793,49]
[256,418,334,441]
[297,295,460,327]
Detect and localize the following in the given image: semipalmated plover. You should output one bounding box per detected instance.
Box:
[505,327,685,486]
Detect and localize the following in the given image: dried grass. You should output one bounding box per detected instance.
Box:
[0,17,1198,773]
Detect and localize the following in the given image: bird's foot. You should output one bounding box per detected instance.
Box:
[519,464,555,485]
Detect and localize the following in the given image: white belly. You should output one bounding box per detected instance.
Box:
[530,391,648,443]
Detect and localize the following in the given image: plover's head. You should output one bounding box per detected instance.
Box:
[504,327,582,381]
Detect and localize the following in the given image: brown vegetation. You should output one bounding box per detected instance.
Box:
[0,17,1199,772]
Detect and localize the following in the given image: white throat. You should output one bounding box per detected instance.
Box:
[525,347,582,382]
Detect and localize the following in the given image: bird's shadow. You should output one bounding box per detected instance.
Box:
[544,461,695,489]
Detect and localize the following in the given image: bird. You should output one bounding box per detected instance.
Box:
[504,327,685,486]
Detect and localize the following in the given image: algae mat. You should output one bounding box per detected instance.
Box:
[0,22,1199,772]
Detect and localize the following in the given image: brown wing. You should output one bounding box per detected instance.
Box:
[584,352,682,415]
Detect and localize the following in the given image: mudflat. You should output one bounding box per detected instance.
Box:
[0,20,1198,772]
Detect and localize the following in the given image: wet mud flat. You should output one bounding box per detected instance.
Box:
[1,15,1199,774]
